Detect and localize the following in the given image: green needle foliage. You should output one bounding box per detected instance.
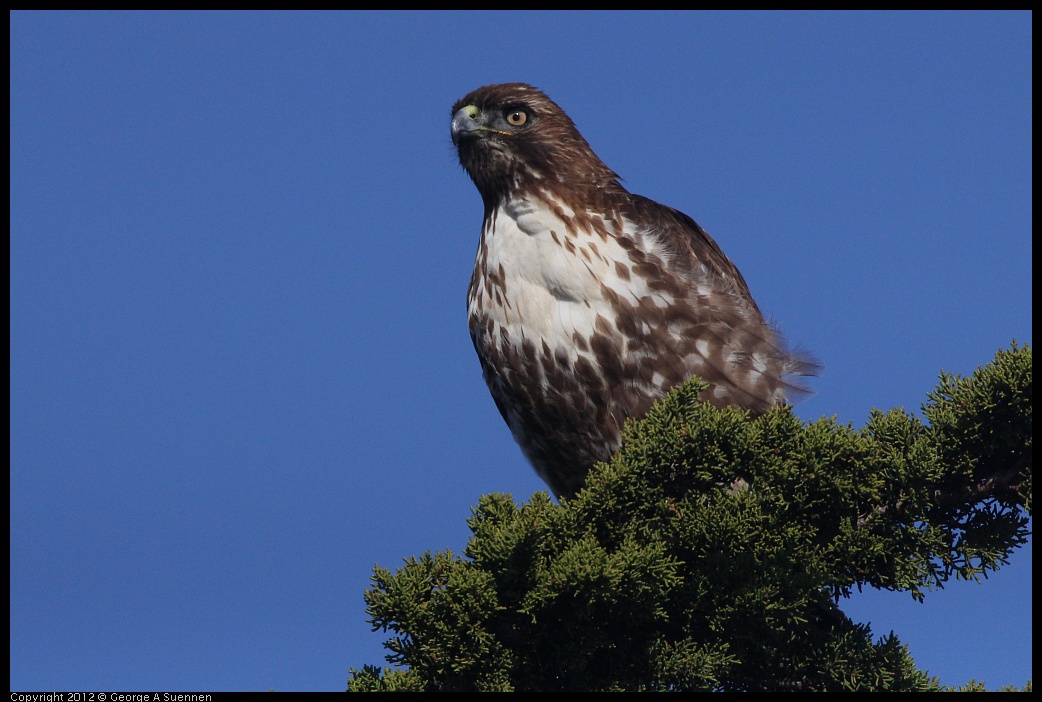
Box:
[348,343,1031,691]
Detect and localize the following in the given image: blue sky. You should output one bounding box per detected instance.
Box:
[10,11,1031,691]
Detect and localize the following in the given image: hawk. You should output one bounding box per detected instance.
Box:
[451,83,818,499]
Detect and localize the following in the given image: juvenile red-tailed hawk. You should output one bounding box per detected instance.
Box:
[451,83,818,499]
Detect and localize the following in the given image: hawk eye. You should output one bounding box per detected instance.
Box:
[505,109,528,126]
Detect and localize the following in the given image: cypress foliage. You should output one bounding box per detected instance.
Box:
[348,343,1031,691]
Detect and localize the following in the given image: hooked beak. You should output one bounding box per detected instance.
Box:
[451,104,482,145]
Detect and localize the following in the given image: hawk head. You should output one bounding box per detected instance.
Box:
[450,82,620,210]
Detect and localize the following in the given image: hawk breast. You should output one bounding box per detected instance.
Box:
[467,191,681,498]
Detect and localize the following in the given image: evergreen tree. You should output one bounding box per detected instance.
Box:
[348,343,1031,692]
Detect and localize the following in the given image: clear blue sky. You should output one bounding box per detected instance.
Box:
[10,11,1031,692]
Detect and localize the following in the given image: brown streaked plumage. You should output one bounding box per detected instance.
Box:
[451,83,818,499]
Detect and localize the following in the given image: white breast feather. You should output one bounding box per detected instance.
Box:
[474,194,675,371]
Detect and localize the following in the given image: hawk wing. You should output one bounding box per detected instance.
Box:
[632,194,757,305]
